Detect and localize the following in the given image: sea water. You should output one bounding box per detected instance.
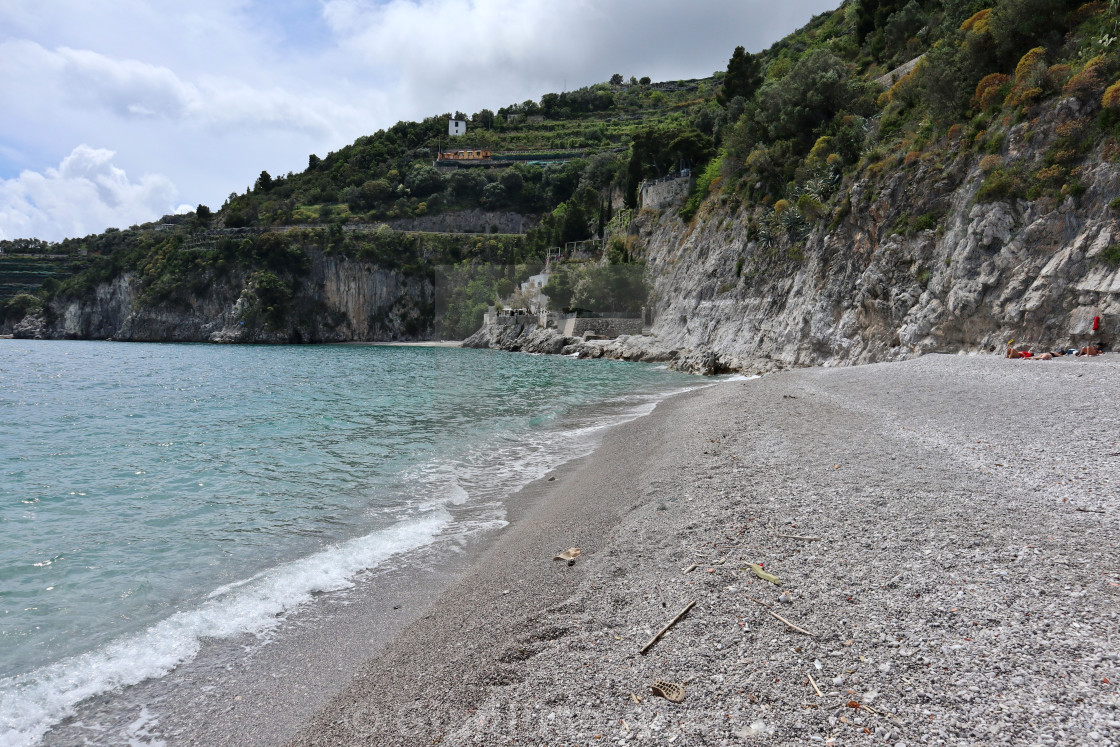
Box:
[0,340,698,745]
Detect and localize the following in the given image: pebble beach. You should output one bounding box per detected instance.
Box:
[279,353,1119,746]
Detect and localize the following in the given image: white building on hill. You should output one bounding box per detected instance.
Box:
[520,272,550,313]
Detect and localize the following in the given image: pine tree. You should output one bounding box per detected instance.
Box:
[717,47,762,107]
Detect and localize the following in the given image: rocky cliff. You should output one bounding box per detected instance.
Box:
[10,103,1119,366]
[10,248,433,343]
[469,97,1120,373]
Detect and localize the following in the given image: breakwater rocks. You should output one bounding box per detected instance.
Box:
[463,321,701,368]
[463,320,732,374]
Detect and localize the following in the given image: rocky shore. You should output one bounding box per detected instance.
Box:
[462,322,738,375]
[285,353,1119,746]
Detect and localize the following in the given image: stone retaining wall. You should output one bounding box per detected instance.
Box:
[639,178,690,210]
[386,210,538,234]
[561,317,643,338]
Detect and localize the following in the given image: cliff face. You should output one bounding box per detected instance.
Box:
[12,248,433,343]
[635,126,1118,373]
[470,98,1119,373]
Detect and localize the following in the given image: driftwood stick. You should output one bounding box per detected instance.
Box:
[640,600,697,655]
[682,563,699,574]
[807,672,823,697]
[776,533,822,541]
[747,596,817,637]
[1075,507,1105,514]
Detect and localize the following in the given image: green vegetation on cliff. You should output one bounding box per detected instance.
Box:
[699,0,1119,257]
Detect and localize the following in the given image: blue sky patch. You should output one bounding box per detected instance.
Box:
[248,0,336,53]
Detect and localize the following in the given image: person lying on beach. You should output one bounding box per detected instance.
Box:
[1077,345,1102,356]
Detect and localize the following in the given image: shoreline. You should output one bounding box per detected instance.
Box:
[283,353,1118,746]
[33,360,698,747]
[360,340,464,347]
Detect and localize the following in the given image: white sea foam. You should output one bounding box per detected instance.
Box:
[409,381,702,520]
[0,513,448,747]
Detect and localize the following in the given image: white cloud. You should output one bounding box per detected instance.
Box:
[0,145,180,241]
[0,0,842,241]
[56,46,200,119]
[321,0,842,114]
[0,41,352,135]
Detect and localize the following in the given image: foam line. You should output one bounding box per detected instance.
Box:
[0,514,448,747]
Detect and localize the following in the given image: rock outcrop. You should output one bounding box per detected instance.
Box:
[11,249,433,343]
[471,98,1119,373]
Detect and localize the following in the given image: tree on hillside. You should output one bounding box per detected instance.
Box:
[668,130,715,170]
[989,0,1082,62]
[754,49,865,148]
[717,46,763,107]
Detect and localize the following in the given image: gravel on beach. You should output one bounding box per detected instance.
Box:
[287,353,1119,747]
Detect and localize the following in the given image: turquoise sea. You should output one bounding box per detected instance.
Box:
[0,340,700,745]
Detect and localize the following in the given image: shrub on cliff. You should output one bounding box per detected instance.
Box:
[247,271,294,330]
[1101,78,1120,109]
[754,50,871,149]
[1,293,42,322]
[976,165,1026,202]
[679,155,725,222]
[1064,55,1111,100]
[974,73,1012,110]
[253,232,310,275]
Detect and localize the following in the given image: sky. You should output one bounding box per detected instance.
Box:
[0,0,840,242]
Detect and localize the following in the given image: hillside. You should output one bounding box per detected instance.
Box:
[1,72,717,341]
[3,0,1119,364]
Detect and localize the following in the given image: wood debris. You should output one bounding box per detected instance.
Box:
[747,596,817,637]
[640,600,697,654]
